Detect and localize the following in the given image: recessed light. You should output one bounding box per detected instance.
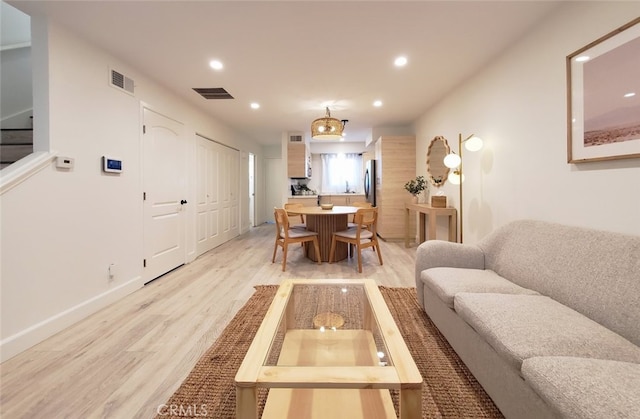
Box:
[394,56,407,67]
[373,100,383,107]
[209,60,223,70]
[623,92,636,98]
[575,56,590,63]
[250,102,260,109]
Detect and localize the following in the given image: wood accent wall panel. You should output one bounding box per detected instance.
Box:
[375,136,416,240]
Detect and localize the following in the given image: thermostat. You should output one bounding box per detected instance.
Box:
[102,156,123,173]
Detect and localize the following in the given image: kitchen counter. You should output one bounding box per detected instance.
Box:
[319,193,366,206]
[289,194,366,207]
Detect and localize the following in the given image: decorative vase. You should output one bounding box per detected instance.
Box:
[411,195,419,204]
[422,189,430,204]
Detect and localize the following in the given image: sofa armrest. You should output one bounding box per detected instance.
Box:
[415,240,485,307]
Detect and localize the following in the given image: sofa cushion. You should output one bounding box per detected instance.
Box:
[420,267,539,308]
[478,220,640,347]
[522,356,640,419]
[454,293,640,372]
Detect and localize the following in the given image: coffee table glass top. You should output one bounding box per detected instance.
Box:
[235,279,422,419]
[264,283,393,367]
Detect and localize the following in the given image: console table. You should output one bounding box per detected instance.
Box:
[404,203,457,247]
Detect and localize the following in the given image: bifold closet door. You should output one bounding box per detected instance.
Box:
[196,135,239,256]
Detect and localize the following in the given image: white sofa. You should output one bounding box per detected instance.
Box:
[415,220,640,419]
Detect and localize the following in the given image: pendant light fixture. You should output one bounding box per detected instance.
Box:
[311,107,347,140]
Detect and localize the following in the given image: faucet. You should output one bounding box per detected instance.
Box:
[345,180,349,193]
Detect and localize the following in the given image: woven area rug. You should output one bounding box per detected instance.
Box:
[157,285,503,418]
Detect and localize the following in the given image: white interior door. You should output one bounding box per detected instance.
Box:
[249,153,255,227]
[143,108,187,282]
[265,158,283,222]
[222,146,239,242]
[196,135,239,255]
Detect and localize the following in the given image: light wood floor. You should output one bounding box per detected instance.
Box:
[0,223,417,419]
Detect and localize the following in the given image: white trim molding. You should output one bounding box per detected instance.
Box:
[0,151,56,195]
[0,276,143,362]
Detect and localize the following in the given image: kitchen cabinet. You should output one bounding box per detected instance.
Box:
[287,197,318,207]
[319,194,365,206]
[375,136,416,240]
[287,142,311,178]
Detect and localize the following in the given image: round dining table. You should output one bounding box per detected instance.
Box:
[286,206,358,262]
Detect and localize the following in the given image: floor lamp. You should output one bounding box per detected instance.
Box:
[443,133,483,243]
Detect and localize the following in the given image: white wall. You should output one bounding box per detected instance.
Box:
[0,2,32,127]
[0,2,32,128]
[0,46,32,128]
[0,19,264,361]
[415,2,640,244]
[309,141,367,154]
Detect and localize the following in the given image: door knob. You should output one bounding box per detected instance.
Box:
[180,199,188,205]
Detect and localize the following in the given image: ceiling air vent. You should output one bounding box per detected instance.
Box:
[193,88,234,100]
[289,133,303,142]
[110,68,135,95]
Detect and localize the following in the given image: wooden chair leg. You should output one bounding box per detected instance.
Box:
[375,243,383,266]
[272,242,278,263]
[357,244,363,273]
[313,237,321,264]
[329,236,337,263]
[281,243,288,271]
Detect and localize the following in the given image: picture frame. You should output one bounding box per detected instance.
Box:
[567,17,640,163]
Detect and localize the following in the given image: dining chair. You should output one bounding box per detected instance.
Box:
[348,201,372,229]
[284,203,306,229]
[272,208,321,271]
[329,207,383,273]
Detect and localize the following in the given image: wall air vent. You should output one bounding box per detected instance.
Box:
[193,88,234,100]
[110,69,135,95]
[289,133,303,142]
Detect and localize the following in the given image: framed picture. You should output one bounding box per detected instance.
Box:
[567,17,640,163]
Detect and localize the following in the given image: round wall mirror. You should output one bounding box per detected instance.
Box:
[426,136,451,187]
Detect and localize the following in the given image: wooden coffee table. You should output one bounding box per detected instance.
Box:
[235,279,422,419]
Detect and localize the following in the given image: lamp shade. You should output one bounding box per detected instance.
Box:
[311,107,344,139]
[464,136,483,152]
[443,153,461,169]
[447,171,464,185]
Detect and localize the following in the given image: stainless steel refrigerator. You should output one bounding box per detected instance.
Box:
[364,160,376,206]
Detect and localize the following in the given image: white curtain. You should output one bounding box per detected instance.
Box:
[320,153,363,194]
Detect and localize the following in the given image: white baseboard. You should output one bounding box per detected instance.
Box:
[0,276,143,362]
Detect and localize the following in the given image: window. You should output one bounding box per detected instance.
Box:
[320,153,363,194]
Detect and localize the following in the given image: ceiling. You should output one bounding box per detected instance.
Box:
[8,1,561,146]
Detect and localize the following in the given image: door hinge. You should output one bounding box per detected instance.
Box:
[143,125,146,134]
[143,192,146,201]
[143,259,146,268]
